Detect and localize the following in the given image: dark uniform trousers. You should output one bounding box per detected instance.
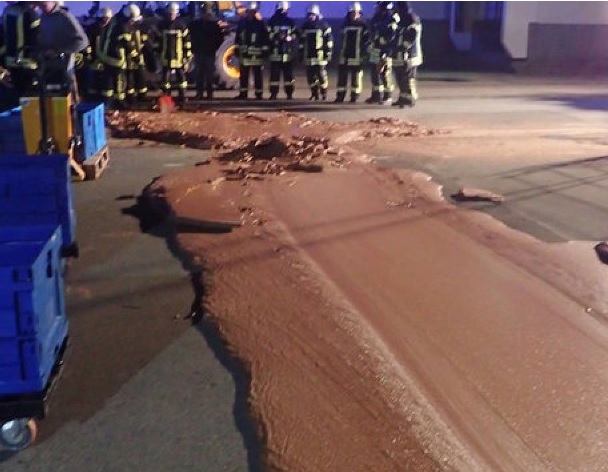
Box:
[239,65,263,98]
[103,66,126,103]
[269,61,294,98]
[126,66,147,101]
[336,64,363,101]
[369,61,392,101]
[194,54,215,98]
[162,67,187,101]
[306,65,328,98]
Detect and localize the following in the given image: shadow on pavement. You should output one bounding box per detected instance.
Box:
[121,193,264,472]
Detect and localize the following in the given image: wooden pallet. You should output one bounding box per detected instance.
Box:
[81,145,110,181]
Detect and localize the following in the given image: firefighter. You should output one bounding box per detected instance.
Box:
[2,2,41,97]
[234,2,269,100]
[81,7,113,100]
[335,2,368,103]
[365,1,398,105]
[98,6,129,109]
[123,4,149,105]
[392,2,423,108]
[157,2,192,105]
[267,1,297,100]
[299,4,333,101]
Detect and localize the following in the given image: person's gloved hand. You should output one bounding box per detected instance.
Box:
[0,68,12,88]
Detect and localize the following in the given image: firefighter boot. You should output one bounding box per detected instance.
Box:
[381,93,392,106]
[364,93,380,104]
[408,78,418,107]
[334,92,345,103]
[350,93,359,103]
[309,88,319,101]
[321,88,328,101]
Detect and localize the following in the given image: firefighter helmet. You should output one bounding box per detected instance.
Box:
[97,7,113,18]
[308,4,320,16]
[377,1,394,10]
[349,2,362,12]
[248,2,259,11]
[167,2,180,14]
[276,1,289,11]
[122,4,142,21]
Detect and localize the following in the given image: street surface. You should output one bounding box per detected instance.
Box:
[1,71,607,471]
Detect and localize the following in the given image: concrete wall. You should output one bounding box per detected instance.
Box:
[503,1,608,60]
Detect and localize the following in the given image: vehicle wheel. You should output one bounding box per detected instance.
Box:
[215,34,239,90]
[0,419,38,451]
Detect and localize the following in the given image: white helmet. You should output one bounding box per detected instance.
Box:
[349,2,362,12]
[167,2,180,14]
[122,4,142,21]
[248,2,258,11]
[97,6,113,18]
[308,4,320,16]
[276,1,289,10]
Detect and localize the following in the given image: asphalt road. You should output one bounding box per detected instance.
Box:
[1,70,607,471]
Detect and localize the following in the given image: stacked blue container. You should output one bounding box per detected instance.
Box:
[0,108,26,155]
[0,155,76,252]
[0,225,67,396]
[76,103,106,160]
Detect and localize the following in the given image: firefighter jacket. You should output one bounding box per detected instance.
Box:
[125,21,146,70]
[235,17,269,67]
[367,12,397,64]
[84,20,110,65]
[299,18,333,67]
[2,3,40,69]
[267,12,297,63]
[98,15,129,69]
[392,13,423,69]
[338,15,368,67]
[157,18,192,69]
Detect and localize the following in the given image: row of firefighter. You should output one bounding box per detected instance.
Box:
[233,0,422,107]
[0,1,423,109]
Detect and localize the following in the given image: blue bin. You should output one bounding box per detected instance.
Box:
[0,225,68,396]
[76,103,106,159]
[0,107,25,154]
[0,155,76,251]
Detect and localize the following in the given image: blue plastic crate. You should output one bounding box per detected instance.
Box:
[77,103,106,159]
[0,155,76,250]
[0,225,68,396]
[0,107,25,155]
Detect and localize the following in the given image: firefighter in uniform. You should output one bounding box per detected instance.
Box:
[81,7,113,100]
[123,4,149,105]
[299,4,333,101]
[392,2,423,108]
[2,2,40,98]
[98,7,129,109]
[365,1,397,105]
[335,2,368,103]
[267,1,297,100]
[157,2,192,105]
[234,2,269,100]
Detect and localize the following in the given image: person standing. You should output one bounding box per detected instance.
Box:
[38,1,89,100]
[82,6,113,100]
[267,1,297,100]
[299,4,333,101]
[335,2,368,103]
[392,2,423,108]
[157,2,192,105]
[98,6,129,109]
[365,1,397,105]
[2,2,41,98]
[189,7,224,100]
[234,2,269,100]
[122,4,149,106]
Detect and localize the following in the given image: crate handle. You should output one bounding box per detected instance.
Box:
[46,250,53,278]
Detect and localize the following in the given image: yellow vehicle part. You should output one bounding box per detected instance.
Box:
[20,95,73,155]
[222,44,240,79]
